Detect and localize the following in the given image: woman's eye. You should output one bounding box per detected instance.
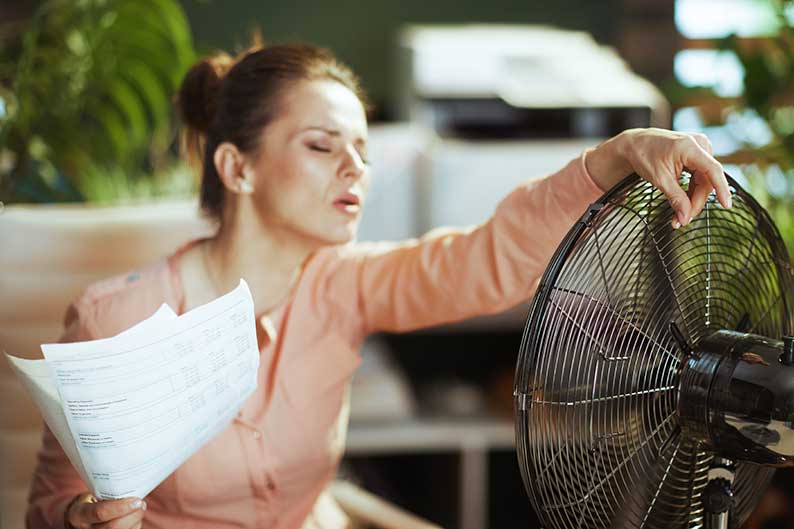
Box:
[309,145,331,153]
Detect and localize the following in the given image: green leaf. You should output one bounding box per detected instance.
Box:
[105,77,149,147]
[84,101,129,163]
[121,61,170,130]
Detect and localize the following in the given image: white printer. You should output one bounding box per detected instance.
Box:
[396,24,668,138]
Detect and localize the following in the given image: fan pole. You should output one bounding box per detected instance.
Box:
[702,457,735,529]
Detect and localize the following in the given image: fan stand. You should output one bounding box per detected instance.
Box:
[702,457,735,529]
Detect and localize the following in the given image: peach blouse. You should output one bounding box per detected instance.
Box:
[27,153,603,529]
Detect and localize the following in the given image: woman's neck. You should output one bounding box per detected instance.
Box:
[202,211,318,314]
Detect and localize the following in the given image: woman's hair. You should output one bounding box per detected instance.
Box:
[176,39,369,219]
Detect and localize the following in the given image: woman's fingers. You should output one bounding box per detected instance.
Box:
[95,508,145,529]
[680,137,732,209]
[687,171,715,220]
[651,133,731,227]
[686,133,721,219]
[653,171,693,228]
[690,167,732,217]
[690,132,714,155]
[72,498,144,527]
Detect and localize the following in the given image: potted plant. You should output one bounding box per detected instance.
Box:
[0,0,198,203]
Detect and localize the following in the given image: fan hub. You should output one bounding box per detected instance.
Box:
[678,330,794,466]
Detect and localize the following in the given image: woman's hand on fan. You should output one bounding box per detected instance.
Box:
[584,128,732,229]
[65,493,146,529]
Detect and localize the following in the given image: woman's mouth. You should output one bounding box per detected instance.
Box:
[333,192,362,216]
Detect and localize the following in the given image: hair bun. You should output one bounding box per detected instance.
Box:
[176,52,234,134]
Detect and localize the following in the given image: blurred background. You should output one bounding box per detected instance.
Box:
[1,1,794,528]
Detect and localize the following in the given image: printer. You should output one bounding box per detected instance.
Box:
[396,24,668,139]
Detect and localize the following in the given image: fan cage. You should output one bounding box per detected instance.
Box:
[514,173,794,529]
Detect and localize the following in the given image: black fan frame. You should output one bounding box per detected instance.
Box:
[514,171,794,529]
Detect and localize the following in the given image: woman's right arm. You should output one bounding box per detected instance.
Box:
[26,303,145,529]
[312,130,729,337]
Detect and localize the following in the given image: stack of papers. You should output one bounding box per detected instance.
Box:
[5,280,259,500]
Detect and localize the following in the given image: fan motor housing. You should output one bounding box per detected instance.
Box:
[679,330,794,466]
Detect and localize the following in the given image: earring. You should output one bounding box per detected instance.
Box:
[239,180,254,194]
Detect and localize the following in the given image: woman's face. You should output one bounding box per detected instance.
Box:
[245,79,370,248]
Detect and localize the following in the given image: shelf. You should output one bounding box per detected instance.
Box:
[346,416,516,529]
[346,416,514,455]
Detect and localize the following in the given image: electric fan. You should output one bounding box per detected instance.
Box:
[514,172,794,529]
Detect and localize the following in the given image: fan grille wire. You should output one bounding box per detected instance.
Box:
[515,174,794,529]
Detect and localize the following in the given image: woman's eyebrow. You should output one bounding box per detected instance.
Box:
[302,126,341,136]
[302,126,367,146]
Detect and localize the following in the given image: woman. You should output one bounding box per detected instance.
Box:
[27,43,731,529]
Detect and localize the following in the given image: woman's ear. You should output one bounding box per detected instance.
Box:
[213,142,254,194]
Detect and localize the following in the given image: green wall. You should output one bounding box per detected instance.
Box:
[180,0,619,120]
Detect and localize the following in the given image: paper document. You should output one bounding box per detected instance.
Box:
[5,280,259,500]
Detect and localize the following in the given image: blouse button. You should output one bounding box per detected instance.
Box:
[259,316,278,343]
[253,430,262,440]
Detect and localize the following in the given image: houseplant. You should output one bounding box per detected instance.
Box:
[667,0,794,253]
[0,0,197,204]
[718,0,794,252]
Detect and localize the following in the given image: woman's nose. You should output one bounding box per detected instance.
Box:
[339,145,366,180]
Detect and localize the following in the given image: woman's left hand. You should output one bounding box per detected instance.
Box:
[584,128,733,229]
